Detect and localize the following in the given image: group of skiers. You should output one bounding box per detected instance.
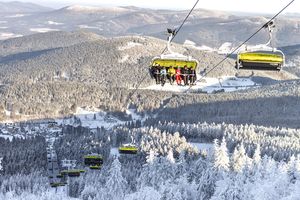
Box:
[150,65,197,86]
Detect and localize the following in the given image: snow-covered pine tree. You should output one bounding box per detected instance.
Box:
[231,143,247,173]
[176,152,187,177]
[138,156,175,190]
[211,172,252,200]
[80,185,98,200]
[167,150,175,164]
[253,143,261,165]
[213,138,229,172]
[161,175,197,200]
[124,186,161,200]
[196,149,218,200]
[105,157,127,200]
[146,150,157,163]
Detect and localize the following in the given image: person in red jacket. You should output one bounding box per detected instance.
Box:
[175,67,182,85]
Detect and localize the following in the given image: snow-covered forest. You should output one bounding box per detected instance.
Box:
[0,1,299,199]
[1,121,300,200]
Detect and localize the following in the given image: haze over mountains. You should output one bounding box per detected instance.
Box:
[0,1,52,13]
[0,1,299,47]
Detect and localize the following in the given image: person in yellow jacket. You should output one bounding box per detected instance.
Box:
[167,66,176,85]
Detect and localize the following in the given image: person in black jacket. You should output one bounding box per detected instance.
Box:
[182,65,189,86]
[160,67,167,86]
[189,67,196,85]
[153,65,161,84]
[150,66,155,79]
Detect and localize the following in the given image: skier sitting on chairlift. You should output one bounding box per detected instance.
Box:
[189,67,196,85]
[154,65,161,84]
[160,67,167,86]
[182,65,189,86]
[175,67,182,85]
[168,66,175,85]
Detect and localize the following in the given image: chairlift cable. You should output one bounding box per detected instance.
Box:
[185,0,295,93]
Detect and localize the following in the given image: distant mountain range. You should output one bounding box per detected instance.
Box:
[0,1,52,13]
[0,2,299,48]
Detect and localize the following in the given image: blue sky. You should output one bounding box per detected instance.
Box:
[1,0,299,14]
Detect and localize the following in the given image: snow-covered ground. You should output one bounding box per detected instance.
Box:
[183,40,215,52]
[118,42,142,51]
[189,142,213,152]
[78,24,102,30]
[54,107,146,130]
[126,108,147,123]
[110,147,120,157]
[0,134,13,141]
[119,54,129,63]
[218,42,234,55]
[144,76,259,93]
[5,14,27,18]
[29,28,59,33]
[0,32,23,40]
[0,131,25,141]
[285,57,300,67]
[66,5,128,12]
[47,21,64,25]
[56,107,124,129]
[4,109,11,117]
[0,107,143,133]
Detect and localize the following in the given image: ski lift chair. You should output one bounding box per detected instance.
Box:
[236,21,284,71]
[150,28,199,77]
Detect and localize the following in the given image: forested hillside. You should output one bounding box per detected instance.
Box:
[0,32,297,125]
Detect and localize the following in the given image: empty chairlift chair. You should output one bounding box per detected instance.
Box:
[60,169,85,177]
[56,173,63,178]
[118,144,138,154]
[50,182,62,188]
[84,154,103,170]
[50,179,66,187]
[236,21,285,71]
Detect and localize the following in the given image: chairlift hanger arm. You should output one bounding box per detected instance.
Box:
[162,0,200,54]
[264,20,275,47]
